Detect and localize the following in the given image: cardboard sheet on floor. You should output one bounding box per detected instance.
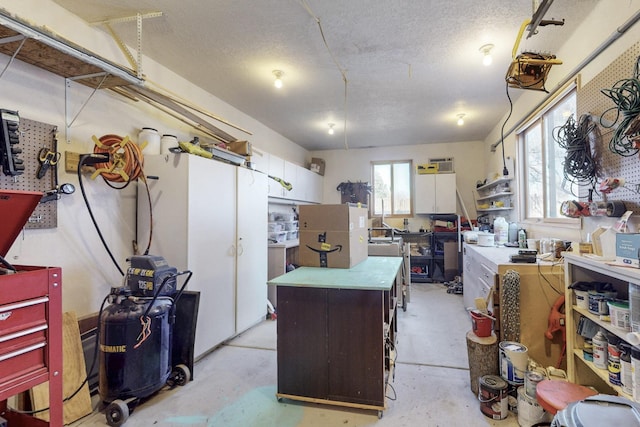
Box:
[30,311,92,423]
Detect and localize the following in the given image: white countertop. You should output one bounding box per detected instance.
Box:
[464,243,559,271]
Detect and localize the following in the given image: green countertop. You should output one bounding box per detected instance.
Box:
[267,256,402,291]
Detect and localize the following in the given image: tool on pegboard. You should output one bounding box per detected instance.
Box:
[0,109,25,176]
[37,147,60,179]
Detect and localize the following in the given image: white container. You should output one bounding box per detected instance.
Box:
[161,134,178,154]
[477,232,495,247]
[493,217,508,245]
[609,301,631,331]
[574,290,589,309]
[138,127,161,155]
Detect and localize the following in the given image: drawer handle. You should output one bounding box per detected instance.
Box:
[0,324,48,343]
[0,341,46,362]
[0,297,49,314]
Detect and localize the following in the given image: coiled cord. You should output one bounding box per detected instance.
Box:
[600,56,640,156]
[553,114,599,195]
[93,134,145,186]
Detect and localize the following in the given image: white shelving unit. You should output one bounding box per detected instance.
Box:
[475,177,514,215]
[564,252,635,398]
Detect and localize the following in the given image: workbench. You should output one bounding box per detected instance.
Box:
[268,256,402,417]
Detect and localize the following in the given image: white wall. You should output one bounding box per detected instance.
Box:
[0,1,309,316]
[312,140,486,223]
[482,0,640,240]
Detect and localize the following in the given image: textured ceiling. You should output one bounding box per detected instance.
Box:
[51,0,599,151]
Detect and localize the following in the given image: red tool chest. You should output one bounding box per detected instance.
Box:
[0,190,62,426]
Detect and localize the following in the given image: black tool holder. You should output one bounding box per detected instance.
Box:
[0,109,24,176]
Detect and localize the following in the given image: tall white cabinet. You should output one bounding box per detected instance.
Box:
[137,154,267,360]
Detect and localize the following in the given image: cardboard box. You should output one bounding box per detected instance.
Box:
[226,140,252,156]
[616,232,640,267]
[310,157,325,176]
[299,204,368,268]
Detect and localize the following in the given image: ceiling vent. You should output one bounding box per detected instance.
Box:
[428,157,454,173]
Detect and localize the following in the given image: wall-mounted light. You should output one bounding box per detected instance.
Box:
[328,123,335,135]
[273,70,284,89]
[456,114,465,126]
[479,44,494,66]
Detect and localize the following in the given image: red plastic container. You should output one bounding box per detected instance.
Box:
[471,310,493,337]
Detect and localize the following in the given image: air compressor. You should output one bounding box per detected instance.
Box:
[98,255,193,427]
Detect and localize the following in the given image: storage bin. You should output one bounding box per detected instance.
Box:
[269,231,287,243]
[268,222,284,232]
[283,221,298,231]
[286,230,298,240]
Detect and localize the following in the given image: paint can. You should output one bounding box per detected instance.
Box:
[478,375,508,420]
[524,371,545,398]
[499,341,528,384]
[517,386,549,427]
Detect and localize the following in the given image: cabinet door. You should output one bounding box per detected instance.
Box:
[283,161,298,200]
[308,170,323,203]
[414,174,436,213]
[236,167,268,332]
[435,173,457,213]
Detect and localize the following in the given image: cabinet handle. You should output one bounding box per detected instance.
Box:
[0,341,46,362]
[0,323,48,344]
[0,297,49,314]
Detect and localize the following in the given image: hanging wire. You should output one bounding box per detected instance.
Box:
[600,56,640,156]
[552,114,599,196]
[297,0,349,150]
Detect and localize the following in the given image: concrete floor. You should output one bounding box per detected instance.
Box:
[71,283,540,426]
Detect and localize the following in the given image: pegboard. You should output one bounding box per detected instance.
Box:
[577,40,640,214]
[0,116,58,228]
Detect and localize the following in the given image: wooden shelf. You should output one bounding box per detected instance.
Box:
[572,349,632,399]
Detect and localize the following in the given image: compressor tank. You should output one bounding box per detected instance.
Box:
[99,295,173,402]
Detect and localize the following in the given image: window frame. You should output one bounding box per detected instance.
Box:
[370,159,413,218]
[517,83,580,228]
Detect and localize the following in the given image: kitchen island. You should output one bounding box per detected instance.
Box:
[268,256,402,417]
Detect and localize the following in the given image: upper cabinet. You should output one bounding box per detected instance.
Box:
[267,154,323,204]
[415,173,457,214]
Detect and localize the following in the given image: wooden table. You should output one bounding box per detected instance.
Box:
[268,256,402,417]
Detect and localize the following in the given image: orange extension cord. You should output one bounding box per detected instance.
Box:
[92,134,145,182]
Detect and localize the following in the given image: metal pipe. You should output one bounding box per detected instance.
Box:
[492,9,640,151]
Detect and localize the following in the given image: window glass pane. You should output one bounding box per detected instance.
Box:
[545,92,577,218]
[373,164,391,216]
[393,162,411,214]
[525,123,543,218]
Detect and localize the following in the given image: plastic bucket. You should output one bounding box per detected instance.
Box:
[470,311,493,337]
[517,386,549,427]
[478,375,508,420]
[608,300,630,331]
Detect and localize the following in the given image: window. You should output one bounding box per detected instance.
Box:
[371,160,412,217]
[519,87,577,222]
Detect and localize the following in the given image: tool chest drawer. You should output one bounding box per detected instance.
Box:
[0,296,48,336]
[0,332,47,384]
[0,267,50,305]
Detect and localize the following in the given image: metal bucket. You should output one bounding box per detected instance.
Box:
[499,341,528,384]
[478,375,508,420]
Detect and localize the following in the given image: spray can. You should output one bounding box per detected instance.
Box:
[632,345,640,402]
[620,342,633,395]
[518,229,527,249]
[608,335,621,385]
[592,330,608,369]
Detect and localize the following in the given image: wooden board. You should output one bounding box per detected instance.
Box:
[30,311,92,424]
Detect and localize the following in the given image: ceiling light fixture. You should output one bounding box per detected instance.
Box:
[328,123,335,135]
[273,70,284,89]
[456,114,465,126]
[479,44,494,66]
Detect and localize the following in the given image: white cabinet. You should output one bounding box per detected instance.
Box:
[415,173,456,214]
[137,154,267,359]
[266,154,323,203]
